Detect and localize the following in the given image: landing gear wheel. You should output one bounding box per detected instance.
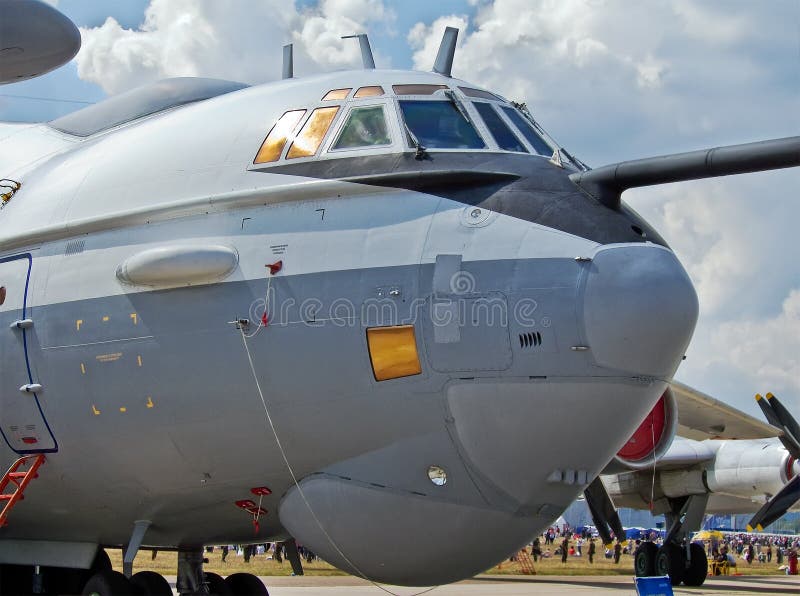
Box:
[683,543,708,586]
[82,570,136,596]
[655,544,685,586]
[91,549,113,573]
[0,564,33,595]
[224,572,269,596]
[634,541,658,577]
[204,572,232,596]
[131,570,172,596]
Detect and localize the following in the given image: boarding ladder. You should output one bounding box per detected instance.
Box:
[516,548,536,575]
[0,455,45,527]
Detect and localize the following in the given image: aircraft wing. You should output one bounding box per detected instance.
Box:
[670,380,781,441]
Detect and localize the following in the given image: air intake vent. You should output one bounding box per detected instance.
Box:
[64,239,85,255]
[519,331,543,349]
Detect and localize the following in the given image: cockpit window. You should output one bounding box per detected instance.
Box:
[254,109,306,164]
[500,106,552,156]
[323,88,351,101]
[393,84,448,96]
[354,86,384,98]
[399,100,485,150]
[332,106,391,150]
[472,102,527,153]
[287,106,340,159]
[459,87,501,101]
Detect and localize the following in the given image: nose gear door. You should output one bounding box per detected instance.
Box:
[0,254,57,453]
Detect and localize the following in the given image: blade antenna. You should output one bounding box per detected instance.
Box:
[282,44,293,79]
[433,26,459,77]
[342,34,375,69]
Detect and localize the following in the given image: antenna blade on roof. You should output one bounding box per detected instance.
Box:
[342,34,376,69]
[433,26,458,77]
[282,44,293,79]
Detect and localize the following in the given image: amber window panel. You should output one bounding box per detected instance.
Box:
[354,86,384,98]
[254,109,306,164]
[322,88,351,100]
[287,106,340,159]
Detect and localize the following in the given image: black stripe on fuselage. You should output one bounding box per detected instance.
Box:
[255,152,668,247]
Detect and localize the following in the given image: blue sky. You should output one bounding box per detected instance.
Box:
[1,0,798,418]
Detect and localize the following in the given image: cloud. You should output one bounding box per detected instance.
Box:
[76,0,394,94]
[710,289,800,412]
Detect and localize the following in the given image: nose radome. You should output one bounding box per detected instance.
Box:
[582,244,698,378]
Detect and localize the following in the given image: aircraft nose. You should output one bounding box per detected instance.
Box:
[581,244,698,378]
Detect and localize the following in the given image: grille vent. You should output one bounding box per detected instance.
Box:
[519,331,543,349]
[64,239,85,255]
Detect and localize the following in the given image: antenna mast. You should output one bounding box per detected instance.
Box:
[282,44,293,79]
[433,27,458,77]
[342,34,376,69]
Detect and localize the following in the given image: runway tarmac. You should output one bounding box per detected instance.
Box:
[168,574,800,595]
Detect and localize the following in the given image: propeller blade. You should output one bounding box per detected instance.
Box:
[756,393,782,427]
[755,394,800,460]
[584,477,625,546]
[766,393,800,452]
[747,475,800,532]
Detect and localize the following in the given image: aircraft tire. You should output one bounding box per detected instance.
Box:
[92,549,113,572]
[0,564,33,594]
[634,541,658,576]
[224,572,269,596]
[205,571,232,595]
[81,569,135,596]
[655,544,684,586]
[131,570,172,596]
[682,543,707,586]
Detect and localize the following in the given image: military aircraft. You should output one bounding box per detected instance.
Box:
[1,1,799,594]
[600,383,799,585]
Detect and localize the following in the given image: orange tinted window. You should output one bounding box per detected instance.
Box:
[354,86,384,98]
[323,88,351,101]
[254,110,306,164]
[392,84,448,95]
[287,107,340,159]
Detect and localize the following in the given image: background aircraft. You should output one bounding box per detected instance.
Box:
[0,1,798,594]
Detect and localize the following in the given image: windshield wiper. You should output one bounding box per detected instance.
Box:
[404,122,427,160]
[444,89,475,126]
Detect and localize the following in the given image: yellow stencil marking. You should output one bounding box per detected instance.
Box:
[119,407,127,413]
[96,352,122,363]
[80,363,86,375]
[130,313,138,325]
[92,405,101,416]
[137,355,143,367]
[76,319,83,331]
[146,397,154,409]
[102,316,109,322]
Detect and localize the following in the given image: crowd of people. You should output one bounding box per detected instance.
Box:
[521,524,800,575]
[206,543,317,566]
[705,532,799,574]
[528,524,624,565]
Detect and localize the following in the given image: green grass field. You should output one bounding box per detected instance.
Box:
[106,542,788,579]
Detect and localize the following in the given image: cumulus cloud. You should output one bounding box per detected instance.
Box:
[710,290,800,412]
[76,0,394,94]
